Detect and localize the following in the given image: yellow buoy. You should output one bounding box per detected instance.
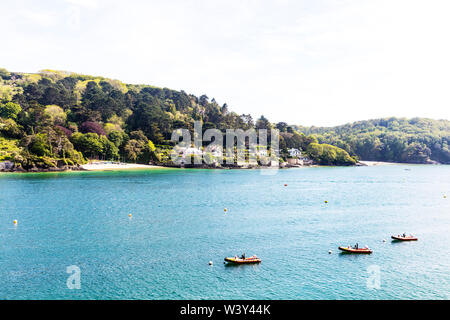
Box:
[324,200,328,204]
[444,195,447,198]
[13,220,17,225]
[224,208,227,212]
[128,214,132,218]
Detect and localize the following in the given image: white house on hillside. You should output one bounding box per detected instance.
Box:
[183,147,203,156]
[175,147,203,157]
[207,145,223,157]
[288,148,302,158]
[174,147,204,166]
[257,148,268,156]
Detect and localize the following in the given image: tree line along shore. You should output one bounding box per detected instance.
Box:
[1,68,449,172]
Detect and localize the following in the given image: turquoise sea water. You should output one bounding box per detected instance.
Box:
[0,165,449,300]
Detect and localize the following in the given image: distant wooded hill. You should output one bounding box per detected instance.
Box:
[293,118,450,164]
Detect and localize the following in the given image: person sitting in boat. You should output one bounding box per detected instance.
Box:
[402,233,406,237]
[240,253,246,259]
[354,243,359,249]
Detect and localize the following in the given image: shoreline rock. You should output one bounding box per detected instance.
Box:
[0,161,85,173]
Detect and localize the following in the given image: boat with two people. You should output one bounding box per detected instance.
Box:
[224,253,262,264]
[391,233,418,241]
[338,243,373,254]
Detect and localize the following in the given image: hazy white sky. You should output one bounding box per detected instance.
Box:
[1,0,449,126]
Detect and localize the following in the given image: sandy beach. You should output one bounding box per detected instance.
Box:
[80,162,166,171]
[359,161,398,166]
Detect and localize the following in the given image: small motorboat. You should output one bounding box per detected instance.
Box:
[391,235,418,241]
[224,256,261,264]
[338,246,372,254]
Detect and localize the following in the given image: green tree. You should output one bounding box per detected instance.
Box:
[0,102,22,119]
[100,135,119,160]
[124,134,156,163]
[307,143,356,166]
[256,115,272,130]
[44,105,67,125]
[108,130,128,148]
[71,132,103,158]
[0,68,11,80]
[29,133,51,156]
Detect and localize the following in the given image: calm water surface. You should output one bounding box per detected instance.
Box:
[0,165,449,299]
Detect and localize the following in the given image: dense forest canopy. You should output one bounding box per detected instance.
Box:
[293,118,450,164]
[1,67,448,170]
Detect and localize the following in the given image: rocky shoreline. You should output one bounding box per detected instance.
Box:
[0,160,86,173]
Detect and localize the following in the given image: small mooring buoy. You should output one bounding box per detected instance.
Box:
[284,184,288,187]
[324,200,328,204]
[13,220,18,225]
[209,261,213,265]
[383,239,386,242]
[328,250,332,254]
[224,208,228,213]
[128,213,132,218]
